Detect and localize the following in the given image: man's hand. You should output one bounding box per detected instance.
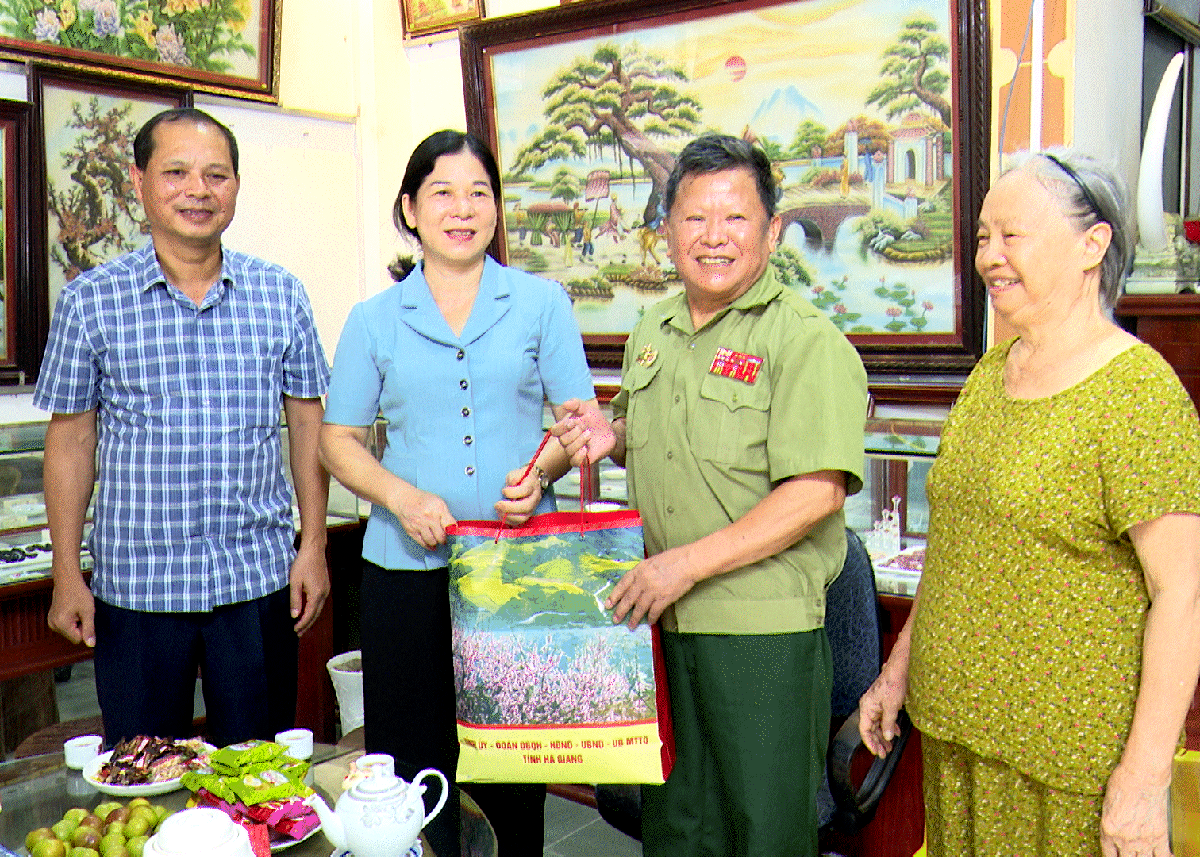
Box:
[605,546,697,628]
[495,465,541,526]
[47,573,96,647]
[288,546,330,635]
[551,399,616,466]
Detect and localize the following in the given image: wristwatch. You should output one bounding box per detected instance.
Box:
[533,464,552,492]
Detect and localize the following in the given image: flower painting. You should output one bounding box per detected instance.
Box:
[463,0,989,371]
[0,0,277,98]
[35,68,190,314]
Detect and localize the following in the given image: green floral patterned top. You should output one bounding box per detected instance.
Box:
[908,339,1200,794]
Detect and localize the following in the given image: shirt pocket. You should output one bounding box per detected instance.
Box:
[623,361,663,451]
[692,372,771,466]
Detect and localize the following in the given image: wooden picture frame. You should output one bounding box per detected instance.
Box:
[461,0,989,374]
[29,65,192,382]
[0,1,277,101]
[402,0,484,38]
[0,100,33,382]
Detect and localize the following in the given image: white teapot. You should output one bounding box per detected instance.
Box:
[144,807,254,857]
[304,753,449,857]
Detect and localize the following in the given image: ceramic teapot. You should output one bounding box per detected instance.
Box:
[305,753,449,857]
[143,807,254,857]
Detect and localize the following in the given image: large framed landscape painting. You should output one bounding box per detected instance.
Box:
[0,100,32,381]
[0,0,278,100]
[30,65,192,365]
[461,0,989,373]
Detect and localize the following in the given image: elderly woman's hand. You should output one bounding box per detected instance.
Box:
[551,399,616,466]
[858,657,909,759]
[494,465,541,526]
[1101,761,1171,856]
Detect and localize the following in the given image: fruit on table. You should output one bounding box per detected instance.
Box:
[22,800,173,857]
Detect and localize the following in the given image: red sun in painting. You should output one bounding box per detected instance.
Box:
[725,55,746,82]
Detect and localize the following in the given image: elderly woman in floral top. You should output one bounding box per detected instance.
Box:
[859,150,1200,857]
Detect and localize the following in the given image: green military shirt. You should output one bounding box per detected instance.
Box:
[611,266,868,634]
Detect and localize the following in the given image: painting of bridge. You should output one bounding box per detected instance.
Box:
[486,0,962,342]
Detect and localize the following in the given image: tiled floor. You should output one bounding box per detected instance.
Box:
[53,661,642,856]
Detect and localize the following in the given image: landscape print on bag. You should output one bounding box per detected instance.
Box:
[450,526,655,728]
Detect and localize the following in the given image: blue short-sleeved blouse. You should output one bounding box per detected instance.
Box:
[324,257,595,570]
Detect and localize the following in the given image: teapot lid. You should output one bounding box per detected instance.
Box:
[346,753,412,803]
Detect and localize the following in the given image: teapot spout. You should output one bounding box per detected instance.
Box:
[303,793,346,850]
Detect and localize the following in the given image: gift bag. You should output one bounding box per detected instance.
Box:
[447,508,674,784]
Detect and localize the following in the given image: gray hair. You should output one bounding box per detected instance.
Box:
[1002,149,1131,309]
[664,134,777,219]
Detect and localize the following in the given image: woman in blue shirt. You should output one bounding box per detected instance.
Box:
[320,130,606,857]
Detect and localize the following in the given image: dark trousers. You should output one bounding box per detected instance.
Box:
[360,562,546,857]
[642,629,833,857]
[93,588,298,749]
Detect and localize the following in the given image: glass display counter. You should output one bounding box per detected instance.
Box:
[845,416,943,595]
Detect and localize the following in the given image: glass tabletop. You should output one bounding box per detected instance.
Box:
[0,745,495,857]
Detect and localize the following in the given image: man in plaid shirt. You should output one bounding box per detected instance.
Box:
[34,108,331,747]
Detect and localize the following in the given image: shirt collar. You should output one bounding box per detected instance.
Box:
[134,242,234,306]
[660,264,782,334]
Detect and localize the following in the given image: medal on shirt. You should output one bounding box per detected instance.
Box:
[636,343,657,367]
[709,347,763,383]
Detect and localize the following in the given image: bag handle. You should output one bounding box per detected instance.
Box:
[496,430,552,541]
[495,429,594,542]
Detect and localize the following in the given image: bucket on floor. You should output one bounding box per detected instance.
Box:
[326,650,364,736]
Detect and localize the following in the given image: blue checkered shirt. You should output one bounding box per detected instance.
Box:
[34,243,330,612]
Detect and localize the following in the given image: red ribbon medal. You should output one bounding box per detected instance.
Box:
[708,347,763,383]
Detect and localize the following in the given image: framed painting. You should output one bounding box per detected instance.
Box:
[461,0,990,373]
[403,0,483,38]
[0,100,33,383]
[0,1,278,101]
[29,65,191,380]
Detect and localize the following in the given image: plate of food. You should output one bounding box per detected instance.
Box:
[83,735,214,796]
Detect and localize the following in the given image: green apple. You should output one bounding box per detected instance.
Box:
[125,835,149,857]
[63,808,89,826]
[129,806,157,828]
[99,832,125,853]
[71,827,101,850]
[68,847,99,857]
[31,839,67,857]
[51,820,77,841]
[94,803,122,821]
[101,847,129,857]
[151,805,169,825]
[122,815,150,839]
[103,820,125,839]
[25,827,55,851]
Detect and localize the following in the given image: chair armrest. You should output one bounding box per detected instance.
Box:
[826,707,913,835]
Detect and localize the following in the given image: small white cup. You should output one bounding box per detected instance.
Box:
[64,734,103,769]
[274,727,314,760]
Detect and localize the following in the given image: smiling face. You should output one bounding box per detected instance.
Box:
[132,119,239,253]
[401,149,498,273]
[664,167,781,324]
[975,168,1111,331]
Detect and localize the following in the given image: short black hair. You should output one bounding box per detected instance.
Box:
[133,108,239,175]
[664,134,777,218]
[392,130,502,240]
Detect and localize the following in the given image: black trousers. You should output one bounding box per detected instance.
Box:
[360,562,546,857]
[93,588,297,749]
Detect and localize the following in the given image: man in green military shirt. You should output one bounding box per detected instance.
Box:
[585,134,868,856]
